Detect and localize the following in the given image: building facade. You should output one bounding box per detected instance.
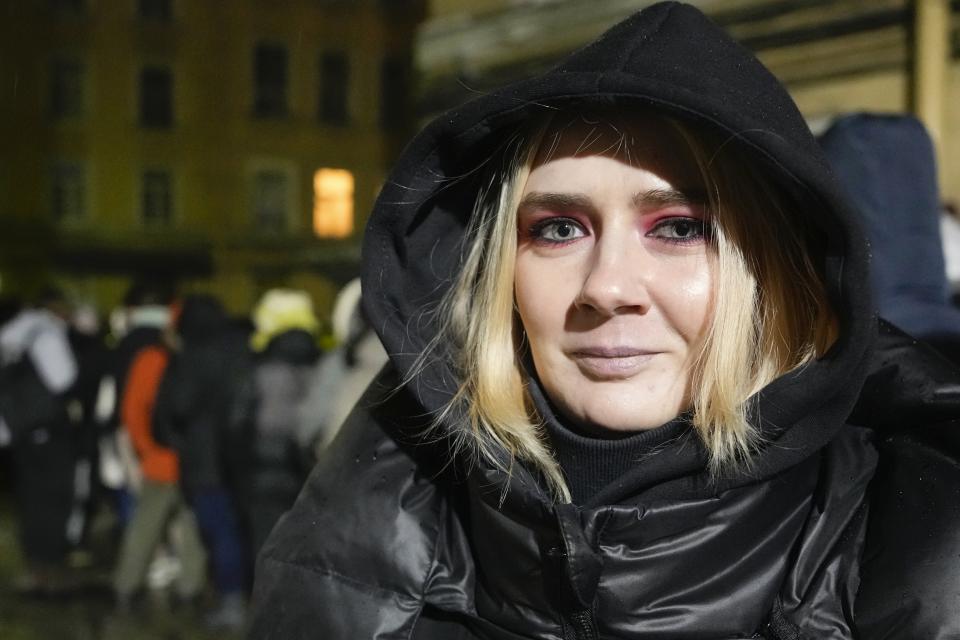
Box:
[0,0,424,318]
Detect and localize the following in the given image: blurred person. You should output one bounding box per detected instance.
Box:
[111,301,206,613]
[0,297,24,450]
[232,289,321,561]
[153,293,251,630]
[940,201,960,296]
[62,301,110,559]
[252,3,960,638]
[0,288,78,595]
[295,278,387,456]
[100,280,176,427]
[821,113,960,362]
[94,279,177,524]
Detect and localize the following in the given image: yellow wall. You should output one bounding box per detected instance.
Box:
[789,70,909,118]
[428,0,507,18]
[943,61,960,205]
[786,62,960,205]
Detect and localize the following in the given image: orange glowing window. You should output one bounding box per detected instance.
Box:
[313,168,354,238]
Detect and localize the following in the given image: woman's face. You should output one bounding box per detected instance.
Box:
[514,117,715,431]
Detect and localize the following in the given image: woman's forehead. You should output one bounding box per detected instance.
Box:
[532,112,704,187]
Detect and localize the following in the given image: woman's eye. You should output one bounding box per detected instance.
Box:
[532,218,587,244]
[647,217,708,243]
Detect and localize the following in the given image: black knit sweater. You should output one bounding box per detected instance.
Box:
[528,377,690,505]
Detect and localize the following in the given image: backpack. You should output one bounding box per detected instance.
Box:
[0,354,68,443]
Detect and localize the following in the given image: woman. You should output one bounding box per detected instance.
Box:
[252,3,960,638]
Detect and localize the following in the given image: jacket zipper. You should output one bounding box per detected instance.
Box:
[566,608,598,640]
[545,533,599,640]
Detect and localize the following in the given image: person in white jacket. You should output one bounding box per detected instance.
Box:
[0,292,79,594]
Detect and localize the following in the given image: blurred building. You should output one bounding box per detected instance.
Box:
[0,0,425,317]
[5,0,958,318]
[417,0,960,205]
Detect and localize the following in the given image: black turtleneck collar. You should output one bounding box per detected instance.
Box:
[527,376,692,506]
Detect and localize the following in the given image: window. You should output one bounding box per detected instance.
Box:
[319,52,349,125]
[49,0,84,14]
[380,55,409,131]
[313,168,354,238]
[139,66,173,128]
[254,44,288,118]
[51,162,86,222]
[138,0,172,20]
[50,59,84,118]
[253,170,289,232]
[141,170,173,228]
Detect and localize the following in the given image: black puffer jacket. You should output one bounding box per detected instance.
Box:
[252,3,960,638]
[153,295,251,494]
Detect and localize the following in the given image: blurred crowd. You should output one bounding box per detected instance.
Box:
[1,111,960,635]
[0,277,386,632]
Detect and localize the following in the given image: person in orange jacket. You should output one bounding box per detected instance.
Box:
[112,330,206,610]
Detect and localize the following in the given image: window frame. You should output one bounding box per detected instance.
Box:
[50,57,85,119]
[249,164,298,234]
[139,64,174,129]
[319,51,350,126]
[140,168,174,229]
[253,43,289,118]
[50,160,87,223]
[312,167,355,238]
[379,54,409,132]
[137,0,173,21]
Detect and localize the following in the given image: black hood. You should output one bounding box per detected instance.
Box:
[362,1,875,492]
[262,328,321,366]
[177,294,227,344]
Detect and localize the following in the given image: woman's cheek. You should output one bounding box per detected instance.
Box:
[678,266,712,300]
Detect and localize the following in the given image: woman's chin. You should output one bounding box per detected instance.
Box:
[566,399,685,434]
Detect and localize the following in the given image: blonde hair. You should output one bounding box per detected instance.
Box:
[425,112,835,503]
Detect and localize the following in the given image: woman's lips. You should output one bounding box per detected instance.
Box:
[569,347,658,379]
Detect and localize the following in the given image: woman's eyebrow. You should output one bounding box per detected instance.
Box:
[517,192,595,215]
[632,188,707,210]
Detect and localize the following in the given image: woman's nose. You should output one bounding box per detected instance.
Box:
[574,236,651,316]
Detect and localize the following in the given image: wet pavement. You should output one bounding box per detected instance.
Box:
[0,494,245,640]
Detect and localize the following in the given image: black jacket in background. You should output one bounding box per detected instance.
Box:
[231,329,321,557]
[230,329,321,500]
[153,299,251,495]
[252,3,960,638]
[820,113,960,363]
